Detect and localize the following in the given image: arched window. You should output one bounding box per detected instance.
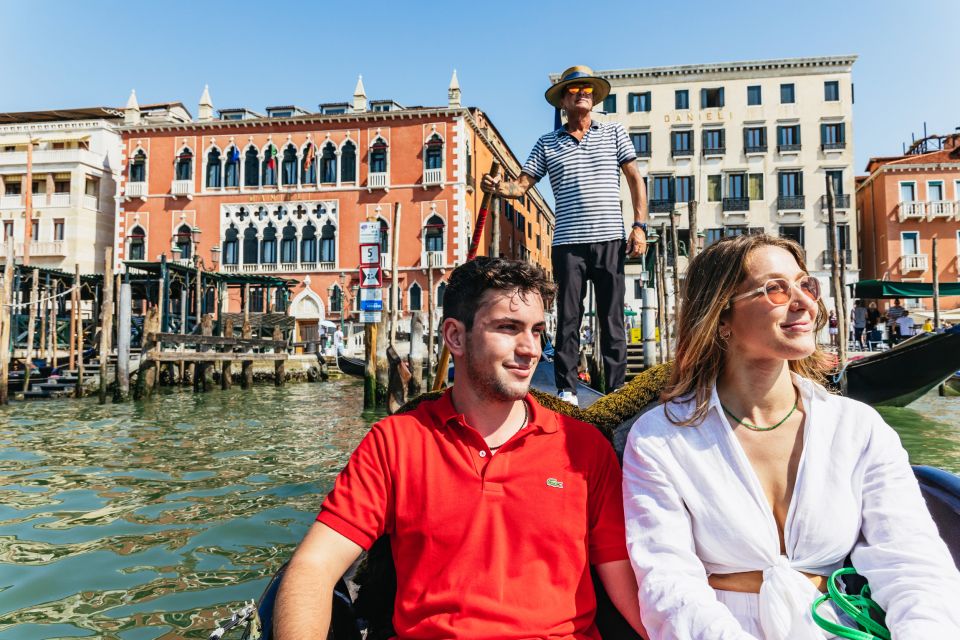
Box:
[409,282,422,311]
[206,148,222,188]
[437,281,446,307]
[340,141,356,183]
[128,226,145,260]
[175,224,193,259]
[424,215,444,252]
[223,226,239,265]
[301,222,317,262]
[243,225,259,264]
[281,144,297,186]
[320,221,336,263]
[378,218,389,254]
[369,138,387,173]
[129,150,147,182]
[320,143,337,183]
[280,223,297,264]
[261,225,277,264]
[425,134,443,170]
[224,147,240,187]
[262,145,279,186]
[301,143,317,185]
[330,284,342,313]
[244,147,260,187]
[175,148,193,181]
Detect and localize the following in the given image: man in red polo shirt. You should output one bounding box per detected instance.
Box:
[274,257,644,639]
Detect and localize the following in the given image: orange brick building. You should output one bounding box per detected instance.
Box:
[856,133,960,311]
[115,75,554,341]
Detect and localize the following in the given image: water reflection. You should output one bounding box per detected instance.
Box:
[0,379,370,639]
[878,389,960,473]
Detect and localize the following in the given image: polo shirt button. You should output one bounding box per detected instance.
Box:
[478,450,487,458]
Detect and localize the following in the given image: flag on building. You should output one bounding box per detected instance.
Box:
[229,146,240,163]
[266,145,278,170]
[303,142,316,172]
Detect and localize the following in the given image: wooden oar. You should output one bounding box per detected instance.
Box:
[431,161,501,391]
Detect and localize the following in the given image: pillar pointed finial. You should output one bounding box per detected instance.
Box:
[448,70,461,108]
[124,89,140,124]
[198,84,214,122]
[353,75,367,112]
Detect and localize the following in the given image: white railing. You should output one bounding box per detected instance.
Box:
[171,179,194,197]
[81,194,98,210]
[368,172,388,189]
[927,200,954,221]
[126,182,148,198]
[956,200,960,221]
[423,168,444,186]
[898,201,926,222]
[15,241,65,257]
[0,194,23,208]
[380,253,391,269]
[30,194,47,207]
[48,193,70,207]
[902,253,928,272]
[424,251,444,268]
[217,261,337,274]
[0,148,101,167]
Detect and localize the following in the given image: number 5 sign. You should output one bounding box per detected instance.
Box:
[359,244,380,266]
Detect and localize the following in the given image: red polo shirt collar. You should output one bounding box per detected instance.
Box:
[427,388,560,436]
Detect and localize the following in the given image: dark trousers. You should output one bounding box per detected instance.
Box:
[551,239,626,393]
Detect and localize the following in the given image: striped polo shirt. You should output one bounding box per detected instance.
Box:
[522,120,636,246]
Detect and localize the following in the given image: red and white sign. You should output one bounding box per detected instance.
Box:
[359,243,380,266]
[360,266,382,288]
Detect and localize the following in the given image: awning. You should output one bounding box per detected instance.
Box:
[851,279,960,299]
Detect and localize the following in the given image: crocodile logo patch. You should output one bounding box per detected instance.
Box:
[546,478,564,489]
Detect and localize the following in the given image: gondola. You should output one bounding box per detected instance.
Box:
[840,330,960,406]
[336,355,366,377]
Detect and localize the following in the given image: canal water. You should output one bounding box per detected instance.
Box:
[0,381,958,639]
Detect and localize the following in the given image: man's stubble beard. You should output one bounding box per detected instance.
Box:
[462,337,529,403]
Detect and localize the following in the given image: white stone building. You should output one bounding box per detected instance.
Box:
[0,107,125,274]
[565,56,858,312]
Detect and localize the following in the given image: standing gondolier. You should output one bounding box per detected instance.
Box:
[482,65,648,405]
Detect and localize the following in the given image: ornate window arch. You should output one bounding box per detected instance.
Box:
[301,141,317,186]
[329,283,343,313]
[340,140,357,183]
[301,221,318,263]
[408,282,422,311]
[224,145,240,187]
[242,224,259,264]
[319,220,336,263]
[425,133,444,170]
[262,143,279,187]
[222,225,239,265]
[261,224,278,264]
[244,146,260,187]
[127,225,146,260]
[175,224,193,259]
[320,142,337,184]
[175,146,193,181]
[206,146,222,188]
[280,221,298,264]
[378,217,390,255]
[129,148,147,182]
[281,143,298,186]
[424,214,445,253]
[437,281,446,308]
[369,136,388,174]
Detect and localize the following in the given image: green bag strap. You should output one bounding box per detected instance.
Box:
[811,568,890,640]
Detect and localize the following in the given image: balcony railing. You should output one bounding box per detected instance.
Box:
[897,201,926,222]
[744,145,767,154]
[423,168,444,187]
[777,143,801,153]
[0,148,101,168]
[821,142,846,151]
[820,194,850,210]
[902,253,928,273]
[635,149,652,158]
[49,193,71,207]
[368,172,389,190]
[778,195,805,211]
[927,200,955,221]
[722,197,750,212]
[0,194,23,208]
[15,241,66,257]
[671,148,694,158]
[649,199,675,214]
[703,146,725,157]
[822,249,853,267]
[423,251,444,268]
[171,180,194,197]
[126,181,148,198]
[219,261,336,274]
[81,194,99,210]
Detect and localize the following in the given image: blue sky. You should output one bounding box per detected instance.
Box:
[2,0,957,181]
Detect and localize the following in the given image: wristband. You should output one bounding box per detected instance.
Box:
[632,222,647,233]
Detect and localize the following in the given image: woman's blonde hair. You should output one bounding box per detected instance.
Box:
[661,233,833,425]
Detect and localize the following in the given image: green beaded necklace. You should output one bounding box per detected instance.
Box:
[720,389,799,432]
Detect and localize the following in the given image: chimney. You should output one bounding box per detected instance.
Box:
[353,75,367,112]
[124,89,140,125]
[448,70,461,108]
[198,84,214,122]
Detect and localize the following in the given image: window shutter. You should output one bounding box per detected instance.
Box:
[719,88,725,107]
[700,89,707,108]
[719,129,726,147]
[839,122,846,142]
[798,171,804,195]
[820,124,826,144]
[743,127,749,148]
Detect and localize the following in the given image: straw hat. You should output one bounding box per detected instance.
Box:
[545,65,611,108]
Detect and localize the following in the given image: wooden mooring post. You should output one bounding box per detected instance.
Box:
[0,240,14,405]
[241,319,253,389]
[115,280,131,401]
[221,318,233,390]
[74,264,85,398]
[134,306,160,400]
[24,268,39,391]
[364,321,377,410]
[408,311,423,398]
[195,314,214,392]
[273,326,285,386]
[99,247,114,404]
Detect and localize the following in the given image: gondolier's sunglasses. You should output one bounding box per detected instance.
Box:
[727,275,821,308]
[566,85,594,95]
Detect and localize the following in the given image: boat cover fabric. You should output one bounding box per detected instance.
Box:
[622,374,960,639]
[852,279,960,299]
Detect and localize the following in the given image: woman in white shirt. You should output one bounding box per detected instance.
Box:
[622,233,960,639]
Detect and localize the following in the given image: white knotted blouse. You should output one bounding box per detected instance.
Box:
[622,374,960,639]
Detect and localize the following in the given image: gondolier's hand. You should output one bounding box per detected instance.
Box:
[627,226,647,258]
[481,172,501,194]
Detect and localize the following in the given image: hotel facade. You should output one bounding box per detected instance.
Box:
[579,56,858,311]
[115,75,554,343]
